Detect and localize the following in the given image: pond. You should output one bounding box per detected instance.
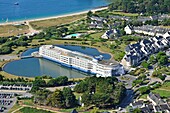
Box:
[3,45,111,78]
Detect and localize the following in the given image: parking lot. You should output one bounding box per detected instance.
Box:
[0,92,17,113]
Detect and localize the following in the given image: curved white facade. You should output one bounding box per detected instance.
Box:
[39,45,125,77]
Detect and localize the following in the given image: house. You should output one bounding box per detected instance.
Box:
[158,14,170,21]
[150,15,158,20]
[130,100,145,109]
[122,31,170,66]
[124,25,134,34]
[109,15,130,21]
[164,31,170,39]
[133,25,170,36]
[89,16,108,29]
[151,104,170,113]
[89,21,104,29]
[136,103,170,113]
[90,16,106,23]
[159,104,170,113]
[137,16,152,23]
[140,106,151,113]
[101,29,120,39]
[147,92,165,106]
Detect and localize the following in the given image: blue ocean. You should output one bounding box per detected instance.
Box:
[0,0,110,23]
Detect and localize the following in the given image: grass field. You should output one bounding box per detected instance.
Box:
[30,39,113,57]
[89,31,105,40]
[20,99,34,106]
[30,14,86,30]
[139,94,148,99]
[17,107,54,113]
[0,25,29,37]
[152,89,170,98]
[152,81,170,98]
[160,26,170,29]
[8,103,21,113]
[109,11,138,17]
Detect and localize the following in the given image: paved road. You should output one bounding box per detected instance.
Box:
[0,55,18,61]
[117,74,137,89]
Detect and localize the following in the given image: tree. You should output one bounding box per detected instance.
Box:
[162,18,170,26]
[34,89,51,105]
[156,51,166,60]
[82,92,92,106]
[133,108,142,113]
[77,77,125,107]
[0,46,12,54]
[141,61,149,69]
[149,55,156,64]
[87,11,93,17]
[92,93,111,107]
[63,87,76,108]
[138,86,150,94]
[0,74,4,81]
[127,2,136,13]
[74,81,88,93]
[47,79,58,87]
[48,89,65,108]
[126,106,133,113]
[30,86,40,93]
[55,76,68,86]
[158,56,168,66]
[33,78,46,87]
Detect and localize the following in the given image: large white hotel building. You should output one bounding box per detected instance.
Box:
[39,45,125,77]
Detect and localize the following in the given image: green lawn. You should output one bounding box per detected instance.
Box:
[18,107,54,113]
[161,81,170,89]
[151,81,170,98]
[30,14,86,30]
[21,99,34,106]
[109,11,138,17]
[152,89,170,98]
[8,103,21,113]
[139,94,148,99]
[89,32,105,40]
[59,108,74,112]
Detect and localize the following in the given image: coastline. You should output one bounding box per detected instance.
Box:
[0,6,108,26]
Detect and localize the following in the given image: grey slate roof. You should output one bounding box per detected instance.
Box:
[148,92,165,105]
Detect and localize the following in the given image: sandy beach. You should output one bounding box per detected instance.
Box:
[0,6,108,26]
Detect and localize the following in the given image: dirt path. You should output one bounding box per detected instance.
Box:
[11,106,24,113]
[25,21,41,35]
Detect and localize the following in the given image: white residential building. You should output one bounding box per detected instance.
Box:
[121,31,170,66]
[39,45,125,77]
[101,29,119,39]
[124,25,133,34]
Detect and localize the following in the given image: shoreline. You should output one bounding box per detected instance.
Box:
[1,42,115,79]
[0,6,108,26]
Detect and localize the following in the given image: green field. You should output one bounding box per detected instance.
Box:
[8,103,21,113]
[89,32,105,40]
[17,107,54,113]
[152,81,170,98]
[30,14,86,30]
[0,25,29,37]
[152,89,170,98]
[109,11,138,17]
